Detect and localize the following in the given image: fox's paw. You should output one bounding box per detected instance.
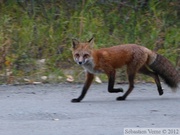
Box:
[108,88,124,93]
[71,98,81,103]
[118,88,124,92]
[158,88,164,96]
[116,96,126,101]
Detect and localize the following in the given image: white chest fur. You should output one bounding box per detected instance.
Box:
[82,62,103,74]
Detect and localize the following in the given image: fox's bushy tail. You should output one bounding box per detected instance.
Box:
[149,54,180,90]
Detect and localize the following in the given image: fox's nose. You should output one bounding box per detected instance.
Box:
[78,62,82,65]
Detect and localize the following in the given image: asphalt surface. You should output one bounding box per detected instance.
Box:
[0,83,180,135]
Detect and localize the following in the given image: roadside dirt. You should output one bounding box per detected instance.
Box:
[0,83,180,135]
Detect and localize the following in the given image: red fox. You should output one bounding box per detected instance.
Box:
[71,37,180,102]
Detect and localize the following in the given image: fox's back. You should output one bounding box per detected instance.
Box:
[93,44,153,69]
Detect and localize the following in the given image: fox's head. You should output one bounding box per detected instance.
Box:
[72,37,94,65]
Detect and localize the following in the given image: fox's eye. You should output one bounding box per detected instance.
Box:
[75,54,80,57]
[83,54,89,58]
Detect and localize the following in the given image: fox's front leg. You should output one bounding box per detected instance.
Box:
[71,72,94,103]
[107,70,123,93]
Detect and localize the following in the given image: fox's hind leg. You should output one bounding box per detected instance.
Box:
[116,72,135,101]
[139,66,163,95]
[116,64,137,101]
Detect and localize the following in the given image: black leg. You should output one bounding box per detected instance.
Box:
[116,74,135,101]
[139,66,163,95]
[71,72,94,102]
[108,71,123,93]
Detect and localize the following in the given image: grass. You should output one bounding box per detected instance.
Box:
[0,0,179,84]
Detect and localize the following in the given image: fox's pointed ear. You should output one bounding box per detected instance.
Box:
[72,39,79,49]
[88,37,94,48]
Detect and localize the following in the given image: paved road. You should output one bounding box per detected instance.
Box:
[0,83,180,135]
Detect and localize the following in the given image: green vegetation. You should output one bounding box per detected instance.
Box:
[0,0,180,84]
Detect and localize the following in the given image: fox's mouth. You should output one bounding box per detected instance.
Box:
[76,60,86,65]
[77,59,91,66]
[77,60,87,65]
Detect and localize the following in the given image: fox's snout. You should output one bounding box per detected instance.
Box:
[74,56,86,65]
[78,61,83,65]
[76,58,83,65]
